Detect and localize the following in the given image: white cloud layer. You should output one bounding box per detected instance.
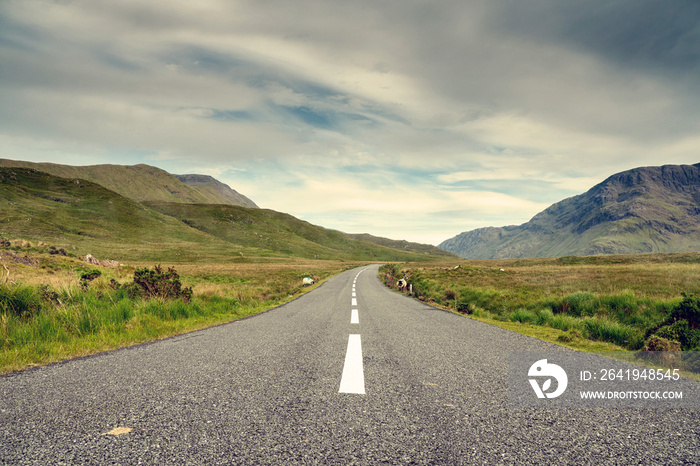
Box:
[1,0,699,244]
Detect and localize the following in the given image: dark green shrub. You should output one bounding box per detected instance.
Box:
[38,284,60,304]
[48,246,67,256]
[638,336,683,369]
[654,319,700,350]
[645,294,700,350]
[132,265,193,302]
[682,352,700,373]
[79,270,101,290]
[669,293,700,329]
[456,298,472,314]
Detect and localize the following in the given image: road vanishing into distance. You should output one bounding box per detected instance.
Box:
[2,264,699,464]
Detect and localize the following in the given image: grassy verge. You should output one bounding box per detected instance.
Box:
[380,253,700,358]
[463,314,700,381]
[1,249,364,374]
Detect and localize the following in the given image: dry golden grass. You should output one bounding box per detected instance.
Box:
[402,253,700,300]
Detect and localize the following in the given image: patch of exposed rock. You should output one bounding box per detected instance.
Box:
[84,254,121,267]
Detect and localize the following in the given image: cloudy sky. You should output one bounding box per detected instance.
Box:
[1,1,699,245]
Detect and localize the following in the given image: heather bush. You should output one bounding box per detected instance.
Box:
[130,265,193,302]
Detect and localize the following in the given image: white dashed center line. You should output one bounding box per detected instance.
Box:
[340,269,367,394]
[339,334,365,394]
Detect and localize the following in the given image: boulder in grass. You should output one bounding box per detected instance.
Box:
[84,254,100,266]
[84,254,121,267]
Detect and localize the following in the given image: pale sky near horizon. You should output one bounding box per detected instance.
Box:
[1,1,699,245]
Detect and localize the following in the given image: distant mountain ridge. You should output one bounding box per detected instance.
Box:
[347,233,454,257]
[0,159,258,208]
[439,163,700,259]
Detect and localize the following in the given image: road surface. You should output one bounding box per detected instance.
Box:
[1,264,699,464]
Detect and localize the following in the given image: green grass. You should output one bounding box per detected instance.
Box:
[381,254,700,352]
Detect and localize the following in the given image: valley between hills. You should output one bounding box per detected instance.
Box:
[1,159,700,375]
[0,159,454,263]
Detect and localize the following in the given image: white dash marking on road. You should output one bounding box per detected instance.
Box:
[352,297,357,306]
[352,291,356,297]
[351,309,359,324]
[339,334,365,394]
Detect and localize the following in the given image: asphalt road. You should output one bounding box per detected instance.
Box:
[1,264,699,464]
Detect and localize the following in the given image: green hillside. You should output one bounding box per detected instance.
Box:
[0,168,449,263]
[145,202,448,261]
[0,167,249,261]
[0,159,257,207]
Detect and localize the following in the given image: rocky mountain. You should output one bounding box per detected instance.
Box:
[439,163,700,259]
[0,159,257,207]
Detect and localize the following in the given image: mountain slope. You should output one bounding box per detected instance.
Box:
[145,202,449,261]
[439,163,700,259]
[0,168,447,262]
[0,167,234,261]
[0,159,257,208]
[175,174,258,208]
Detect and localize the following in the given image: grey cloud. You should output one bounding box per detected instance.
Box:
[494,0,700,73]
[479,1,700,139]
[1,1,698,193]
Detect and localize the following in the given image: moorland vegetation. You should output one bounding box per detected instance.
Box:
[0,239,365,374]
[381,254,700,371]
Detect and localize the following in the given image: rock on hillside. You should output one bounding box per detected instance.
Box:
[439,163,700,259]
